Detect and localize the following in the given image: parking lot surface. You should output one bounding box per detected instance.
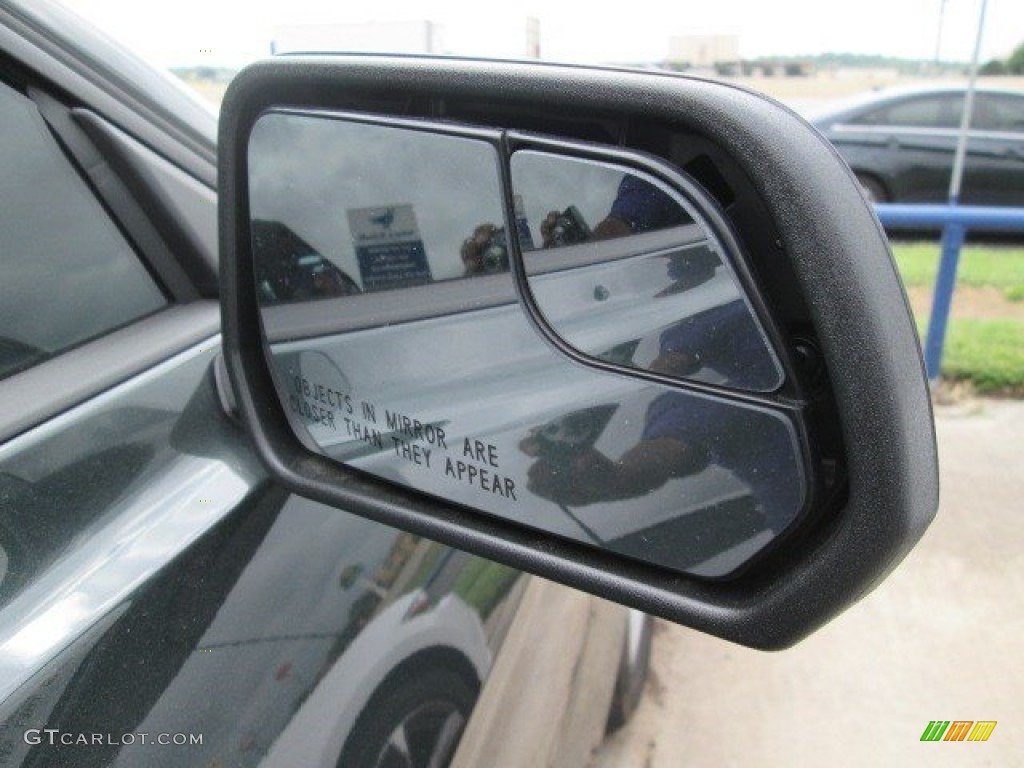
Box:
[591,397,1024,767]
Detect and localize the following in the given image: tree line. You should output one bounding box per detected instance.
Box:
[980,42,1024,75]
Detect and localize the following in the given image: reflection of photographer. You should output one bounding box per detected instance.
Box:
[605,173,691,234]
[521,424,704,508]
[539,175,692,249]
[461,205,592,276]
[461,195,537,277]
[460,204,598,276]
[521,393,795,535]
[463,217,543,277]
[519,403,706,509]
[539,205,591,247]
[461,173,688,276]
[461,223,511,276]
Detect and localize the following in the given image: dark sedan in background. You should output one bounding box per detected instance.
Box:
[812,86,1024,205]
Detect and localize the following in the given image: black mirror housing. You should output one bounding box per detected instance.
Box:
[219,55,938,649]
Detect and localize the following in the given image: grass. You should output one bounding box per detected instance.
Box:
[890,241,1024,395]
[453,559,519,620]
[941,319,1024,394]
[891,242,1024,300]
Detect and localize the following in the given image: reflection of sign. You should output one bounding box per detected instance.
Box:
[348,205,431,291]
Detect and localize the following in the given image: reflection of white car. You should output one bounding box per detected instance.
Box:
[99,499,489,768]
[263,591,490,768]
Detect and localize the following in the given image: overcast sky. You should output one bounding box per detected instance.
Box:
[61,0,1023,69]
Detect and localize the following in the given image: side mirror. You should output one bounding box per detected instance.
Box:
[219,56,938,649]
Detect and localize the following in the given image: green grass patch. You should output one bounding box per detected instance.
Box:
[914,316,1024,395]
[891,242,1024,301]
[892,242,1024,394]
[940,318,1024,395]
[453,559,519,620]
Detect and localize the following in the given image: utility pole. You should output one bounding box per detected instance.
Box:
[933,0,948,71]
[923,0,989,382]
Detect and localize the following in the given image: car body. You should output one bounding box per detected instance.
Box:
[0,2,647,766]
[811,85,1024,205]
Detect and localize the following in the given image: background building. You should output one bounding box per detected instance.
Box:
[667,34,740,68]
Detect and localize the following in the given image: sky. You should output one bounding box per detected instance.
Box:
[60,0,1024,70]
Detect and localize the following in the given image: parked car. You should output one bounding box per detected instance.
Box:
[0,2,650,766]
[811,85,1024,205]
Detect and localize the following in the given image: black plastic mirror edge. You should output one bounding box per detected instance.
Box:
[219,55,939,650]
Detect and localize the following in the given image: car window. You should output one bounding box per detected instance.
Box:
[0,80,167,381]
[851,94,963,129]
[973,93,1024,134]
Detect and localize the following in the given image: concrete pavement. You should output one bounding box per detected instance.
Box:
[590,398,1024,767]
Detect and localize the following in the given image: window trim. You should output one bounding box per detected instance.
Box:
[28,86,202,302]
[0,302,220,444]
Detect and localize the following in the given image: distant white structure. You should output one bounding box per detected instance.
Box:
[668,35,740,67]
[272,21,445,56]
[526,17,541,60]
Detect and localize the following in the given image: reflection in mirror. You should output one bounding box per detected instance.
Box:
[249,112,507,297]
[511,151,784,393]
[248,112,808,578]
[253,219,362,304]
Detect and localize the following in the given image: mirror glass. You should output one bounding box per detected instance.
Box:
[248,111,808,578]
[511,151,783,393]
[249,112,506,299]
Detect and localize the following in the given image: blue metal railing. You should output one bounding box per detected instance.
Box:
[874,203,1024,382]
[875,204,1024,232]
